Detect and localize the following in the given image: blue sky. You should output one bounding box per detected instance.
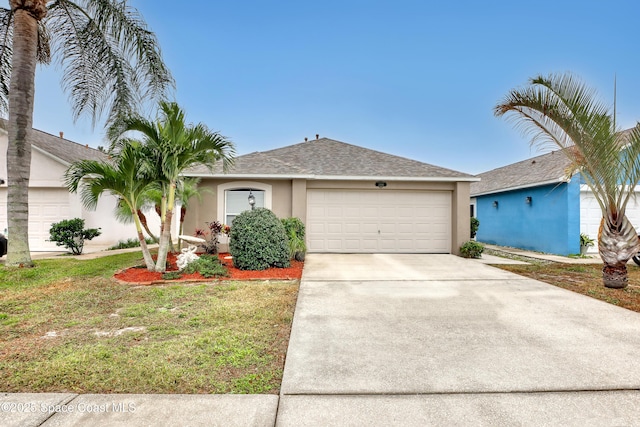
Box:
[31,0,640,175]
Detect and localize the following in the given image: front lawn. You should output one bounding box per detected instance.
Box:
[497,262,640,313]
[0,252,298,394]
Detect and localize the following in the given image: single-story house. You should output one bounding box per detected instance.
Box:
[470,149,640,256]
[184,136,477,255]
[0,121,165,251]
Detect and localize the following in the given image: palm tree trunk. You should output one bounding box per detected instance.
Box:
[137,209,159,243]
[177,205,186,249]
[6,2,47,267]
[598,215,640,289]
[155,183,176,272]
[133,213,155,271]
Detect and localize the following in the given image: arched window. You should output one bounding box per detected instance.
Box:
[217,182,272,226]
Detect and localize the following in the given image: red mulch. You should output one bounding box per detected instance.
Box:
[113,253,303,285]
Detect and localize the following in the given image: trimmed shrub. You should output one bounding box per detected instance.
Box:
[460,241,484,258]
[230,208,290,270]
[48,218,101,255]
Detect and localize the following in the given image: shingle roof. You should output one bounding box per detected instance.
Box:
[190,137,476,181]
[470,150,572,196]
[0,119,106,164]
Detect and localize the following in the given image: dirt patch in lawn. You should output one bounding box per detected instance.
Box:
[114,252,304,284]
[497,263,640,313]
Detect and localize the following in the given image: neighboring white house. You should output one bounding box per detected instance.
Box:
[0,121,169,252]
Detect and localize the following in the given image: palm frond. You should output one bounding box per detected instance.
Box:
[45,0,173,128]
[0,7,13,116]
[494,73,632,224]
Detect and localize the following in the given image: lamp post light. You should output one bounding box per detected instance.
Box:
[248,190,256,210]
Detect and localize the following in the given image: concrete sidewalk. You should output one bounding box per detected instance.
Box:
[482,243,604,264]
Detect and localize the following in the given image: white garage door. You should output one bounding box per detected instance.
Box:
[29,189,73,251]
[307,189,451,253]
[581,188,640,254]
[0,188,72,251]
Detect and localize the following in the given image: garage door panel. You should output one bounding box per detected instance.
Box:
[379,223,395,233]
[397,224,413,233]
[360,223,378,233]
[361,239,378,250]
[307,189,451,253]
[327,223,342,233]
[361,207,378,218]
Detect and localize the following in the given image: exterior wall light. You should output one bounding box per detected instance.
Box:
[525,196,532,204]
[248,190,256,210]
[492,201,498,208]
[375,181,387,188]
[0,178,4,185]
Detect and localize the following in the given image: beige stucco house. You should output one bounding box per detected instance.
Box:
[0,122,164,251]
[184,137,478,255]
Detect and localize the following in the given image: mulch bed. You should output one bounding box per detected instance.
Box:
[114,252,303,285]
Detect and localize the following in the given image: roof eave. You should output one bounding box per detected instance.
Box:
[471,177,569,197]
[185,173,479,182]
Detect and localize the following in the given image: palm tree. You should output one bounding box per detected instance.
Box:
[0,1,173,267]
[64,140,157,270]
[495,73,640,289]
[110,101,235,272]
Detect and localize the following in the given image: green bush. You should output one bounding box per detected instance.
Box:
[230,208,290,270]
[182,255,228,278]
[162,271,183,280]
[107,237,154,250]
[48,218,101,255]
[470,217,480,238]
[281,217,306,260]
[460,241,484,258]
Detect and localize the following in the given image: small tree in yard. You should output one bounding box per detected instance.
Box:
[108,101,235,272]
[49,218,101,255]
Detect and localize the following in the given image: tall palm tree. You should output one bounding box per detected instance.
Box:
[0,0,173,267]
[495,73,640,289]
[110,101,235,272]
[64,140,157,270]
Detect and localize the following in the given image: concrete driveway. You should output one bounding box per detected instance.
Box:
[277,254,640,426]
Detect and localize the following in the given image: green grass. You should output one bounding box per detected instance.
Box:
[0,252,298,394]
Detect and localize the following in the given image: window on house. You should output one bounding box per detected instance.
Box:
[225,189,265,225]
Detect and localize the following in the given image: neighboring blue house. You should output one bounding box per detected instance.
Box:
[470,150,599,256]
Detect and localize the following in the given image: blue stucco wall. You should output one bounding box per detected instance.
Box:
[475,180,581,255]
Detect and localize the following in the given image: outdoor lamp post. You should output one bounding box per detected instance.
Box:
[248,190,256,210]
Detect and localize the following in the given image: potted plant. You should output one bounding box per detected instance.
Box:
[580,233,595,256]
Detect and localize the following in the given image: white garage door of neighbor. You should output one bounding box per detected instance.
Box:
[29,188,72,251]
[581,189,640,253]
[307,189,451,253]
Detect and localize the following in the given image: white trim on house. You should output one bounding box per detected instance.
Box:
[32,145,71,167]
